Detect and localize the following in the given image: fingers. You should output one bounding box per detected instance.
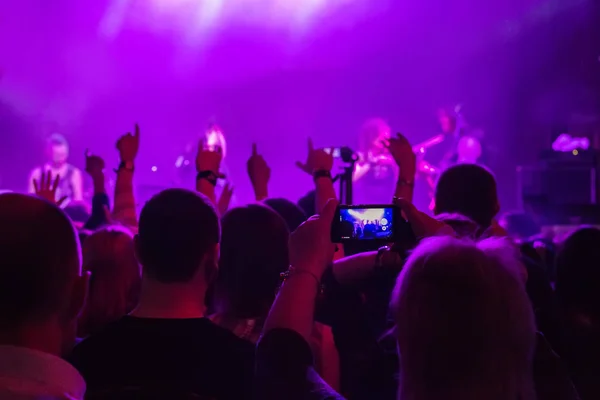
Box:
[134,123,140,138]
[295,161,308,172]
[307,137,314,151]
[85,148,91,158]
[56,196,68,207]
[33,178,39,193]
[252,143,257,156]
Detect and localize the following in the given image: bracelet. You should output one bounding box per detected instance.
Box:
[375,245,391,270]
[196,170,218,187]
[114,161,134,173]
[313,169,332,181]
[279,266,324,295]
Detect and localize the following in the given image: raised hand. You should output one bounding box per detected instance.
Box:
[85,149,105,178]
[247,143,270,200]
[33,170,67,206]
[295,138,334,175]
[386,133,416,177]
[288,199,338,277]
[217,182,234,216]
[196,141,225,177]
[116,123,140,162]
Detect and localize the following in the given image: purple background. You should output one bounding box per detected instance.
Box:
[1,0,598,208]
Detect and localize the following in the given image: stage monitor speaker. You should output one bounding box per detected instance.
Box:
[517,162,600,224]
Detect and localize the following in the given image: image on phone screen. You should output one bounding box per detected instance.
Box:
[337,206,395,241]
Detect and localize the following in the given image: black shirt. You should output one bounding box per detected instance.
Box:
[69,316,255,400]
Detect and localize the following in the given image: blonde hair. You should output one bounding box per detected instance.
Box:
[79,225,141,337]
[390,236,536,400]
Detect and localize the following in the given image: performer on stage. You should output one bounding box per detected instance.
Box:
[421,105,483,170]
[353,118,399,204]
[176,123,229,185]
[413,105,484,210]
[28,133,84,206]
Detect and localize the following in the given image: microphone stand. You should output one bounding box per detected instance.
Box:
[337,160,356,205]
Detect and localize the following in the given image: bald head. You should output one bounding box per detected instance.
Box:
[0,194,81,326]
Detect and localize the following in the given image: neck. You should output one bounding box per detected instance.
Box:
[132,277,207,319]
[0,318,67,357]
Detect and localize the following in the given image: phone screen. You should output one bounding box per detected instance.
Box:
[332,205,396,242]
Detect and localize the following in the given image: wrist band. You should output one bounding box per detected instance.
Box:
[313,169,332,181]
[196,170,218,187]
[114,161,134,173]
[279,266,324,294]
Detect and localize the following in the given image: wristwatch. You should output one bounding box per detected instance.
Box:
[313,169,332,181]
[115,161,134,173]
[196,170,219,187]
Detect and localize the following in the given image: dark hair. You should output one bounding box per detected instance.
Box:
[434,164,498,228]
[264,198,307,232]
[555,227,600,321]
[79,225,141,337]
[0,193,80,325]
[136,189,220,283]
[297,190,316,217]
[214,204,289,318]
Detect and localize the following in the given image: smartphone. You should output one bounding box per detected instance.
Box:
[331,204,408,243]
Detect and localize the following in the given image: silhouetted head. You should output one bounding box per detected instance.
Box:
[135,189,220,285]
[391,236,535,400]
[0,193,87,355]
[215,204,289,319]
[79,225,140,337]
[434,164,499,229]
[555,226,600,323]
[264,198,307,232]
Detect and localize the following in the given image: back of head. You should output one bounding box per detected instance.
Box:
[391,236,535,400]
[216,204,289,318]
[297,190,316,218]
[136,189,220,283]
[80,225,140,337]
[435,164,499,228]
[0,193,80,328]
[556,226,600,321]
[264,198,307,232]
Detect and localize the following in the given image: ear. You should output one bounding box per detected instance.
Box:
[203,243,220,285]
[67,271,90,321]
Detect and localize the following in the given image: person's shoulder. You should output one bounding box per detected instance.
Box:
[70,317,132,358]
[200,318,255,351]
